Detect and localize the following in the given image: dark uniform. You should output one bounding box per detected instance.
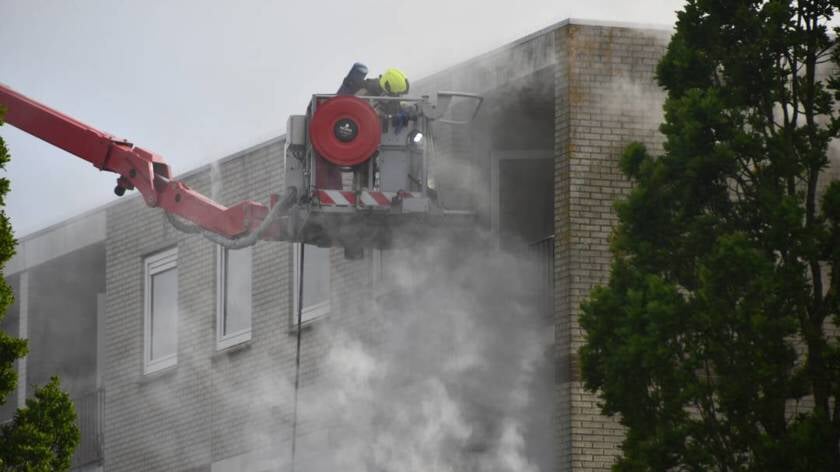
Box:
[337,63,386,96]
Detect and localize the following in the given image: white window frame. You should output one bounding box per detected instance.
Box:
[216,246,252,350]
[144,248,178,374]
[291,243,330,329]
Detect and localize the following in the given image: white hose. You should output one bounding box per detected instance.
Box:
[165,187,298,249]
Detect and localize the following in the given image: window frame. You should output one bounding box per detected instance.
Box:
[216,246,253,350]
[291,243,330,329]
[144,247,178,374]
[489,150,554,238]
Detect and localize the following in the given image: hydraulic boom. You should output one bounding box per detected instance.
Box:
[0,83,284,243]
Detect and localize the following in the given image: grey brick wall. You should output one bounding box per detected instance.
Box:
[555,26,573,472]
[554,24,670,471]
[103,138,324,471]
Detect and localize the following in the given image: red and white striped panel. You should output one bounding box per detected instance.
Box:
[316,189,356,206]
[316,190,424,208]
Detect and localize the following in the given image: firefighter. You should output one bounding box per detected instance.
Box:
[337,63,413,132]
[337,63,410,97]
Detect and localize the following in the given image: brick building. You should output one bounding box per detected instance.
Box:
[0,19,760,471]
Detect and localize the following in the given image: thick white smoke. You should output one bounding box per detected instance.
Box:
[289,234,553,471]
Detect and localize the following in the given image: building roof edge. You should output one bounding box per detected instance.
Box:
[414,17,672,88]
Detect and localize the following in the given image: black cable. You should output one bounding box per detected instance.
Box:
[291,242,305,471]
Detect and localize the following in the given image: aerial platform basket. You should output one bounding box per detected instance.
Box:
[283,92,482,250]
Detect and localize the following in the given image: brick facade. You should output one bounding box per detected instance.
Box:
[554,24,670,471]
[103,138,310,470]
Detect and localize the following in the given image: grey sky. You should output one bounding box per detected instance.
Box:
[0,0,684,236]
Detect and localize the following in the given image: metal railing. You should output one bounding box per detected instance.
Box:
[71,389,104,469]
[528,235,555,316]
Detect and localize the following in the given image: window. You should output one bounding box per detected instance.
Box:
[216,246,252,349]
[144,248,178,374]
[291,243,330,328]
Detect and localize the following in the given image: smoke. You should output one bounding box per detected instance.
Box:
[601,77,666,129]
[178,230,555,472]
[288,234,553,471]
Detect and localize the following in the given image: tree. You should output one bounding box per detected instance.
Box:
[0,109,80,470]
[580,1,840,470]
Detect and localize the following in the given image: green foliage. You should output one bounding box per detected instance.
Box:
[580,1,840,470]
[0,378,80,471]
[0,109,79,470]
[0,108,25,410]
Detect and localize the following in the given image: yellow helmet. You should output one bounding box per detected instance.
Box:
[379,68,409,95]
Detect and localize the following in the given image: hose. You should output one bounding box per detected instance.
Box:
[165,187,298,248]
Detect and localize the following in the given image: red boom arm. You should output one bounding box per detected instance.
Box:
[0,83,280,240]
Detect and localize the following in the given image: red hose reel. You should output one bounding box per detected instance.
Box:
[309,96,380,167]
